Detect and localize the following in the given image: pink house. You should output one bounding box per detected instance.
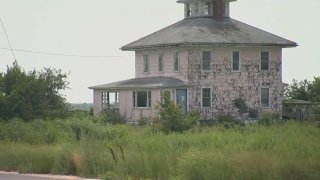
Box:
[89,0,296,122]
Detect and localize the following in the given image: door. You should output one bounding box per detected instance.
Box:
[176,89,188,114]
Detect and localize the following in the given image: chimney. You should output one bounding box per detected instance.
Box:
[213,0,225,21]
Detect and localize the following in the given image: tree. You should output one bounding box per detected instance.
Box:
[285,77,320,102]
[0,61,70,120]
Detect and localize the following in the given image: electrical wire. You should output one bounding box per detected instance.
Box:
[0,17,16,60]
[0,47,132,58]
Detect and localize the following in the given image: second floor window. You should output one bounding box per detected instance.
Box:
[232,51,240,71]
[143,55,149,73]
[261,51,269,70]
[174,52,179,71]
[158,54,163,72]
[202,51,211,70]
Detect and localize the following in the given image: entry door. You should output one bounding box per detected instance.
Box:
[176,89,188,114]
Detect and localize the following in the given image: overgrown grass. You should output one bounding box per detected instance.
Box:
[0,119,319,179]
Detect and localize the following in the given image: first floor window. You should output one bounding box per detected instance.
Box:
[261,51,269,70]
[261,88,270,107]
[102,91,119,108]
[202,88,211,107]
[133,91,151,108]
[174,52,179,71]
[202,51,211,70]
[232,51,240,71]
[143,54,149,73]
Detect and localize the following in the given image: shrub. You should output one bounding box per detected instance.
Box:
[216,114,242,129]
[98,108,125,125]
[154,93,199,133]
[258,112,280,126]
[138,115,150,126]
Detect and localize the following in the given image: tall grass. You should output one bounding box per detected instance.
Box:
[0,119,319,179]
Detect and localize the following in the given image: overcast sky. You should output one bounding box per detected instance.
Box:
[0,0,319,103]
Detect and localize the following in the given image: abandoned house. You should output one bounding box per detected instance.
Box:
[89,0,297,122]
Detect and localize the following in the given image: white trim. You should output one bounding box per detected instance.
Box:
[201,87,212,108]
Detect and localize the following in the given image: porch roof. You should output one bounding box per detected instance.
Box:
[89,76,191,90]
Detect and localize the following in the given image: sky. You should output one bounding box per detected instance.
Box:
[0,0,319,103]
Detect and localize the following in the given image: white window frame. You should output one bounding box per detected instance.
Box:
[161,89,172,103]
[201,88,212,108]
[260,51,270,71]
[173,51,180,72]
[143,54,149,73]
[260,87,271,108]
[204,2,212,15]
[133,90,152,108]
[231,50,240,71]
[202,51,211,71]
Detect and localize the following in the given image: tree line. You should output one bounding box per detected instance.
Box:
[0,61,70,121]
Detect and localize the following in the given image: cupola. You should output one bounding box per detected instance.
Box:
[177,0,237,20]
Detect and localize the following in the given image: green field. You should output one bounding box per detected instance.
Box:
[0,118,319,180]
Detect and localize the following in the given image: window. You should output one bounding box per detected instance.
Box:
[161,90,171,103]
[133,91,151,108]
[143,54,149,73]
[174,52,179,71]
[261,51,269,70]
[102,91,119,108]
[158,54,163,72]
[186,3,191,17]
[202,51,211,70]
[261,88,270,107]
[202,88,211,107]
[204,3,212,15]
[232,51,240,71]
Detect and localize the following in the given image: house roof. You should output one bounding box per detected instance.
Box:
[121,17,297,51]
[89,77,190,90]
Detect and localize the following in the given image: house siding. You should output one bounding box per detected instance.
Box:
[134,47,283,119]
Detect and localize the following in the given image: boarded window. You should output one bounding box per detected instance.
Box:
[143,54,149,72]
[174,52,179,71]
[202,88,211,107]
[133,91,151,108]
[158,54,163,72]
[202,51,211,70]
[232,51,240,71]
[261,51,269,70]
[261,88,270,107]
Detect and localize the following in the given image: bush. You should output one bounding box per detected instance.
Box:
[154,93,199,133]
[138,115,150,126]
[216,114,242,129]
[98,109,125,125]
[258,112,280,126]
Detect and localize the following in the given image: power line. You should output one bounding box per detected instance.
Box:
[0,17,16,60]
[0,47,132,58]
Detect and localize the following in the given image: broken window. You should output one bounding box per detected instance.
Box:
[186,3,191,17]
[133,91,151,108]
[232,51,240,71]
[261,51,269,70]
[158,54,163,72]
[174,52,179,71]
[102,91,119,108]
[261,88,270,107]
[143,54,149,73]
[202,88,211,107]
[204,3,212,15]
[202,51,211,70]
